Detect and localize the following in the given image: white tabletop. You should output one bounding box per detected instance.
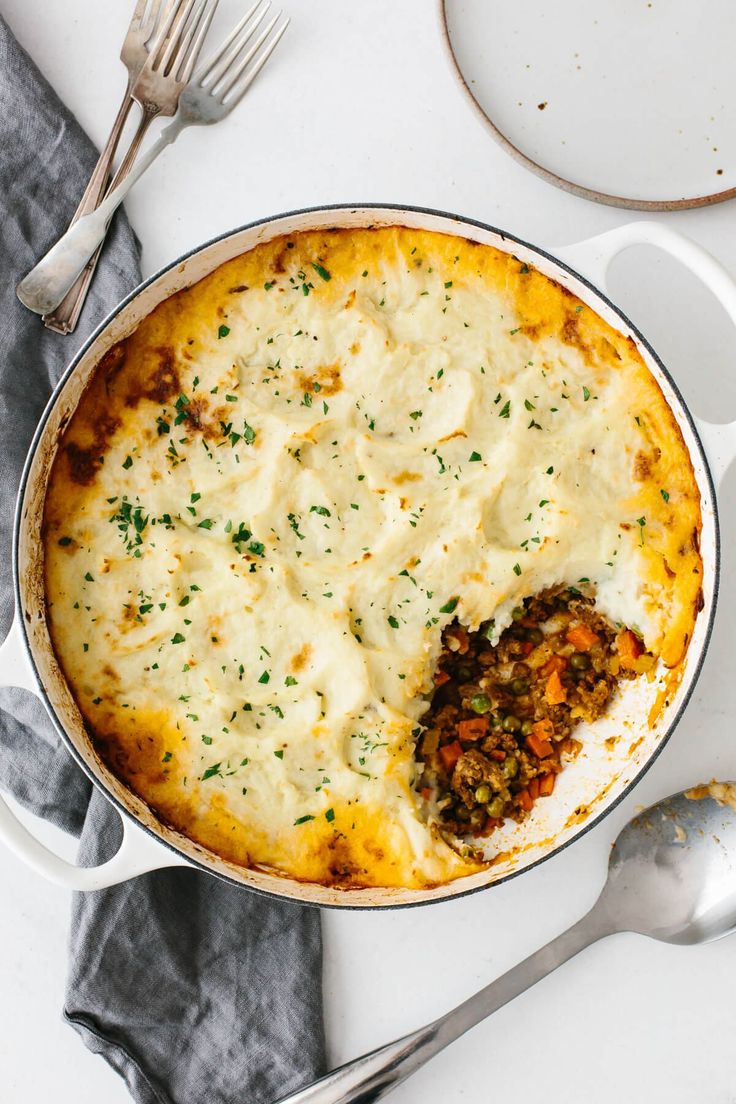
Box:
[3,2,736,1101]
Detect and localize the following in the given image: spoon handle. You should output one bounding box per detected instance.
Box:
[276,906,614,1104]
[16,118,184,318]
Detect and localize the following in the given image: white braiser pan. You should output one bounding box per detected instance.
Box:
[1,207,734,908]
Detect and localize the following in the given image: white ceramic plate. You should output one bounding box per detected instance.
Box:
[440,0,736,210]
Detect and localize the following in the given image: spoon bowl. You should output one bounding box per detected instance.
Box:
[276,781,736,1104]
[600,782,736,945]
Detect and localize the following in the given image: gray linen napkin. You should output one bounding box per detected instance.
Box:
[0,15,325,1104]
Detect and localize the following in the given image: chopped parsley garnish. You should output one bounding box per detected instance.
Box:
[660,489,670,502]
[310,505,331,517]
[122,455,133,469]
[202,763,221,780]
[218,324,230,338]
[274,749,284,759]
[513,563,522,576]
[387,615,399,629]
[498,400,511,419]
[311,262,331,282]
[171,633,186,644]
[258,670,270,684]
[325,808,335,822]
[197,518,214,530]
[468,451,482,462]
[294,814,315,825]
[439,596,459,614]
[582,386,591,402]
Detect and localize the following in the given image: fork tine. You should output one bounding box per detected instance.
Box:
[156,0,197,72]
[177,0,220,83]
[146,0,188,63]
[141,0,174,41]
[137,0,166,40]
[128,0,152,33]
[206,3,272,89]
[217,12,280,99]
[194,1,267,85]
[204,4,271,90]
[169,0,208,80]
[222,17,289,107]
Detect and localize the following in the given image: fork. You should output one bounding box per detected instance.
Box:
[42,0,218,334]
[17,2,288,318]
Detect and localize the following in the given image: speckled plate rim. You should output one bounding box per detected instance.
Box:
[438,0,736,212]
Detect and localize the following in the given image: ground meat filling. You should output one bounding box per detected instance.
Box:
[418,587,654,839]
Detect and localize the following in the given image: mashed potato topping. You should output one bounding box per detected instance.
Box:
[43,228,702,888]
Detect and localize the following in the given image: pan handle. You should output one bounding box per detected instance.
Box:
[0,615,191,890]
[556,221,736,488]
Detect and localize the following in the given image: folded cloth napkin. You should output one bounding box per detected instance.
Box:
[0,15,325,1104]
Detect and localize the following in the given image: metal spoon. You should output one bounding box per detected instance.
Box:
[276,782,736,1104]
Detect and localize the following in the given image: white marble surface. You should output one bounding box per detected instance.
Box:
[3,2,736,1101]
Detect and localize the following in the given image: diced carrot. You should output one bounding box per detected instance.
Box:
[517,789,533,812]
[545,668,567,705]
[486,816,504,830]
[617,629,644,668]
[541,654,568,677]
[439,740,463,771]
[421,787,432,801]
[532,718,554,740]
[433,668,450,686]
[458,717,489,742]
[565,623,600,651]
[539,773,556,797]
[521,640,535,656]
[527,732,554,759]
[528,777,541,801]
[489,748,507,761]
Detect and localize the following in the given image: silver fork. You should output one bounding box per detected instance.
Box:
[17,2,288,318]
[42,0,218,334]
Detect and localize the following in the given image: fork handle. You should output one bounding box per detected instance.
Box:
[42,107,156,334]
[274,906,614,1104]
[17,117,184,317]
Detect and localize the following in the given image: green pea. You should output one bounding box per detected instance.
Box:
[455,805,471,821]
[502,714,521,733]
[526,628,544,645]
[520,719,534,737]
[503,755,519,779]
[470,693,492,714]
[486,797,505,818]
[570,653,590,670]
[511,606,524,621]
[510,677,530,695]
[474,784,492,804]
[457,666,472,682]
[483,621,496,640]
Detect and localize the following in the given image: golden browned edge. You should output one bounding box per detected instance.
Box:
[42,226,704,889]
